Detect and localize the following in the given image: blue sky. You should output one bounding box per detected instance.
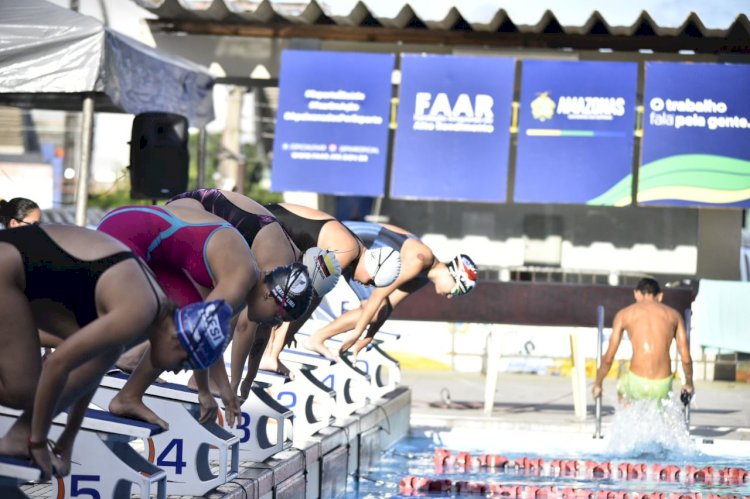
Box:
[364,0,749,28]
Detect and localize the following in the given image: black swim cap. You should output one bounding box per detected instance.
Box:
[264,262,314,321]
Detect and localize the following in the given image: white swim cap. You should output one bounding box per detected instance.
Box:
[364,247,401,287]
[446,254,478,296]
[302,247,342,297]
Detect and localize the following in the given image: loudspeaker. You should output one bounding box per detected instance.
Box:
[129,112,189,199]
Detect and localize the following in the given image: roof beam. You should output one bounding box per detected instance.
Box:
[147,19,748,54]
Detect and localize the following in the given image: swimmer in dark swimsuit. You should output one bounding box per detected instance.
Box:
[166,191,310,399]
[305,221,478,361]
[0,224,231,481]
[256,203,401,387]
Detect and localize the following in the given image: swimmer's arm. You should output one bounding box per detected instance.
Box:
[192,369,219,425]
[352,288,393,338]
[39,330,61,348]
[347,265,419,345]
[675,313,694,392]
[55,388,97,461]
[593,311,626,396]
[206,232,256,313]
[360,289,409,339]
[209,362,240,428]
[29,309,150,449]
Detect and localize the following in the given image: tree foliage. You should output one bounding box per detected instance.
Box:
[87,132,281,209]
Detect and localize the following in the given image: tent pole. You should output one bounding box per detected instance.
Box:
[75,95,94,227]
[197,126,207,188]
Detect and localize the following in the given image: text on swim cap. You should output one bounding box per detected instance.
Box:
[192,303,224,348]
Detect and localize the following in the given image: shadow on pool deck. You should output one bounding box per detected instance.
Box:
[403,369,750,440]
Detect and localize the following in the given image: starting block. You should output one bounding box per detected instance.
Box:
[0,406,166,499]
[343,342,401,399]
[216,378,294,463]
[92,372,239,496]
[296,332,401,400]
[279,348,370,419]
[0,456,40,499]
[159,366,295,463]
[303,313,402,346]
[254,368,336,440]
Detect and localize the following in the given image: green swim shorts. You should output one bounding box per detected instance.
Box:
[617,370,673,400]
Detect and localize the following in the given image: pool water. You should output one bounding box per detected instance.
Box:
[348,398,749,498]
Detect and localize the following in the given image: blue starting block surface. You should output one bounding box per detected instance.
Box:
[0,455,41,483]
[80,408,163,437]
[94,370,240,496]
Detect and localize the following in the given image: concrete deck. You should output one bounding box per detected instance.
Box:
[405,370,750,440]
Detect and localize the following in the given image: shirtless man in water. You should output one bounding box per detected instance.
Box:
[593,278,694,403]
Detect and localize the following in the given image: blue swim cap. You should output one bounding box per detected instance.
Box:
[174,300,233,370]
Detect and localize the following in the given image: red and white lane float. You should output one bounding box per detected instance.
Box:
[400,475,750,498]
[431,449,749,485]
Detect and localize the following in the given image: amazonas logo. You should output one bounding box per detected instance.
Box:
[531,92,556,121]
[531,91,626,122]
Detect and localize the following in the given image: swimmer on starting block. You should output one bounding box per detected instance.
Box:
[0,224,230,481]
[98,203,313,430]
[593,278,694,403]
[165,190,322,398]
[304,220,477,361]
[254,203,401,388]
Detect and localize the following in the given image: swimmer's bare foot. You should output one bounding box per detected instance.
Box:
[109,394,168,431]
[115,344,148,373]
[0,426,31,459]
[302,336,338,362]
[259,355,293,379]
[186,373,221,396]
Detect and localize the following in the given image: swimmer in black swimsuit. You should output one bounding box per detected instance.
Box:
[167,191,312,398]
[0,224,231,481]
[253,203,401,388]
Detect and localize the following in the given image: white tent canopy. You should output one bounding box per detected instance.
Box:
[0,0,215,127]
[0,0,215,225]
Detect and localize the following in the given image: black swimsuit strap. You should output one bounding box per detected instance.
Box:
[133,256,163,319]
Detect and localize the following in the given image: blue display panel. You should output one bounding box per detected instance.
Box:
[638,62,750,208]
[271,50,395,196]
[514,60,638,205]
[390,54,516,202]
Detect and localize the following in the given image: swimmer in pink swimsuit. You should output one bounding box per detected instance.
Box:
[98,204,314,429]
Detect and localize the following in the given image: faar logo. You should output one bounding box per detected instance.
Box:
[414,92,494,121]
[531,92,556,122]
[412,92,496,133]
